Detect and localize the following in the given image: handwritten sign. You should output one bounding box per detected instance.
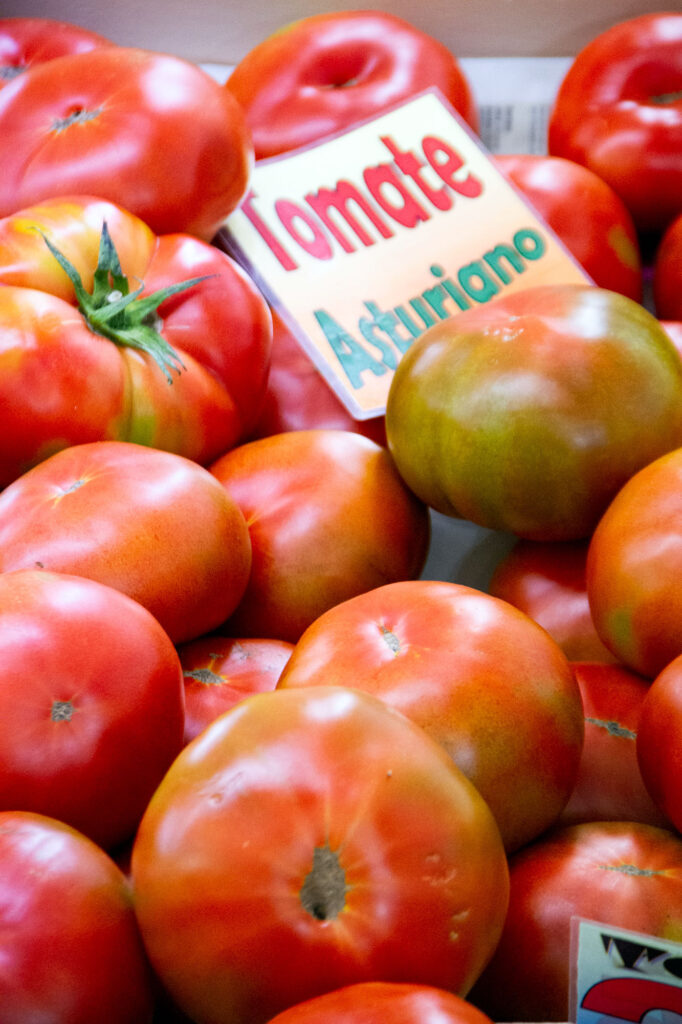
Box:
[220,88,591,420]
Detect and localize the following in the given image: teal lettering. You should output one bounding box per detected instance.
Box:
[458,261,500,303]
[483,243,526,284]
[363,301,413,354]
[514,228,546,260]
[313,309,386,390]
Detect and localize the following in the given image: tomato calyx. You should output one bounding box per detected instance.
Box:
[650,88,682,106]
[300,844,347,921]
[183,668,224,686]
[39,222,210,383]
[0,64,24,82]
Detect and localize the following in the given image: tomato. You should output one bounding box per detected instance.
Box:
[210,429,430,643]
[131,686,509,1024]
[251,309,386,446]
[225,10,478,160]
[0,196,272,486]
[0,440,252,645]
[653,211,682,321]
[559,662,669,829]
[0,46,252,238]
[0,17,112,88]
[263,982,496,1024]
[637,654,682,833]
[663,320,682,358]
[470,820,682,1022]
[488,539,617,662]
[0,810,155,1023]
[547,12,682,234]
[278,579,583,853]
[386,284,682,541]
[586,446,682,678]
[177,635,294,745]
[0,569,184,850]
[494,154,642,301]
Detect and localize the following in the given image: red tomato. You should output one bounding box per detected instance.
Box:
[0,441,252,645]
[653,211,682,321]
[251,310,386,446]
[637,654,682,833]
[225,10,478,160]
[278,579,584,853]
[177,635,294,745]
[0,46,252,238]
[488,539,617,663]
[386,284,682,541]
[264,982,496,1024]
[470,820,682,1022]
[548,12,682,233]
[0,569,185,850]
[0,196,272,486]
[0,810,155,1023]
[587,446,682,678]
[0,17,112,88]
[210,429,430,643]
[131,686,509,1024]
[494,154,642,301]
[559,662,669,829]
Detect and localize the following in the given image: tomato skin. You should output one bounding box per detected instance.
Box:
[251,310,386,446]
[637,654,682,832]
[131,686,509,1024]
[210,430,430,643]
[0,196,272,485]
[386,284,682,541]
[0,569,185,850]
[0,47,252,238]
[0,441,252,645]
[488,539,617,663]
[547,12,682,233]
[226,10,477,160]
[263,982,496,1024]
[177,635,294,745]
[0,810,155,1023]
[0,17,112,88]
[470,821,682,1022]
[587,447,682,678]
[494,154,642,301]
[653,212,682,321]
[278,579,583,853]
[559,662,669,829]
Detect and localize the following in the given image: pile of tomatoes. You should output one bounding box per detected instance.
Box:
[0,10,682,1024]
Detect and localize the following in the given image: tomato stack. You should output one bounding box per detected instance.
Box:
[0,11,681,1024]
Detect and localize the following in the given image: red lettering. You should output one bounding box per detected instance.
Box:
[422,136,483,198]
[275,200,334,260]
[380,135,452,211]
[363,164,430,228]
[304,180,392,252]
[240,190,299,271]
[581,977,682,1022]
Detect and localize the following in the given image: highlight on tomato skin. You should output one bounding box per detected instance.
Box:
[130,685,510,1024]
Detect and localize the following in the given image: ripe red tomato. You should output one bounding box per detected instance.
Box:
[559,662,669,829]
[0,810,155,1024]
[263,982,496,1024]
[0,441,252,645]
[637,654,682,833]
[0,46,252,238]
[278,579,584,853]
[470,820,682,1022]
[653,211,682,321]
[548,12,682,233]
[488,539,617,662]
[210,429,430,642]
[494,154,642,301]
[131,686,509,1024]
[0,17,112,88]
[0,196,272,486]
[177,635,294,745]
[251,310,386,446]
[0,569,185,850]
[225,10,478,160]
[386,284,682,541]
[587,446,682,678]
